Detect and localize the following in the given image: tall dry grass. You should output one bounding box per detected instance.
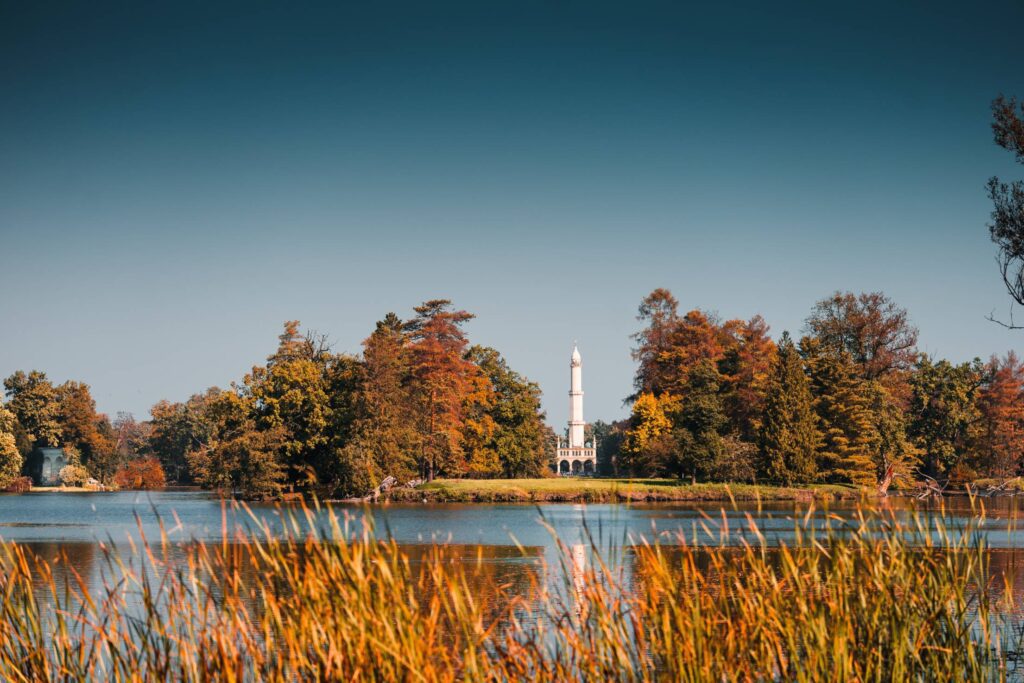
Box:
[0,500,1016,681]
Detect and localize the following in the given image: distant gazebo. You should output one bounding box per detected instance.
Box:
[28,447,66,486]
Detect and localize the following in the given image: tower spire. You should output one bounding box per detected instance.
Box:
[569,344,584,448]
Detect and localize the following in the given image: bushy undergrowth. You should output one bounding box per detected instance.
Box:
[3,476,32,493]
[0,501,1015,681]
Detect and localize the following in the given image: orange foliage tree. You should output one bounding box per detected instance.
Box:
[113,457,167,490]
[404,300,486,481]
[973,352,1024,477]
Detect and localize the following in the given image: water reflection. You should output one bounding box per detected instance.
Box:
[6,491,1024,621]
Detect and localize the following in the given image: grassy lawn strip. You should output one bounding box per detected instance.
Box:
[386,478,862,503]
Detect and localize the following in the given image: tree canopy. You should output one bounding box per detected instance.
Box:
[988,95,1024,327]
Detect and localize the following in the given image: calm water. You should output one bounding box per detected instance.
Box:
[2,489,1024,548]
[5,489,1024,609]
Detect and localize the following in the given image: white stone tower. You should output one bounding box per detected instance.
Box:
[569,344,585,448]
[556,344,596,475]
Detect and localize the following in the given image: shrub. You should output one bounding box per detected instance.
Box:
[112,457,166,491]
[58,464,89,487]
[3,476,32,493]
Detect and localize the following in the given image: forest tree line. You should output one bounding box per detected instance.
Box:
[612,288,1023,488]
[0,300,551,498]
[1,291,1021,498]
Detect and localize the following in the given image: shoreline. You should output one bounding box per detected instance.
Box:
[360,479,866,504]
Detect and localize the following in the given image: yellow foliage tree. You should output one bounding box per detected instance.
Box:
[620,392,680,474]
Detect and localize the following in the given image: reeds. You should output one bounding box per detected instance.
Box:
[0,500,1016,681]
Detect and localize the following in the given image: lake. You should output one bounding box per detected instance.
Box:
[5,490,1024,596]
[3,488,1024,546]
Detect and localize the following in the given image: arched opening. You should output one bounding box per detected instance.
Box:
[560,460,571,474]
[583,460,594,475]
[571,460,583,474]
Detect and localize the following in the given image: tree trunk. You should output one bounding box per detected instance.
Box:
[877,463,896,496]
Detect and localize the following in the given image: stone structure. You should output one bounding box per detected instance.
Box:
[31,447,66,486]
[556,344,597,475]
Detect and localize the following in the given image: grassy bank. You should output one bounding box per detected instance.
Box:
[0,502,1009,680]
[385,477,862,503]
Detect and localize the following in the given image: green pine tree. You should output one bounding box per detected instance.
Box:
[803,338,879,486]
[673,360,728,481]
[759,333,821,484]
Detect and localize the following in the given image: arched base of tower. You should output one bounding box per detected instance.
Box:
[555,447,597,477]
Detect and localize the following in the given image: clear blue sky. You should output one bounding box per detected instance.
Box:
[1,0,1022,428]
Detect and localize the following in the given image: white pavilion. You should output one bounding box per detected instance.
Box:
[555,344,596,475]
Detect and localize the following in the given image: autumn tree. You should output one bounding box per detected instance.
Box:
[908,356,984,480]
[113,457,166,490]
[987,95,1024,328]
[656,310,731,395]
[244,321,332,491]
[865,381,919,486]
[0,402,24,489]
[54,381,117,476]
[619,392,680,476]
[467,346,548,478]
[460,353,500,479]
[148,389,220,484]
[972,352,1024,477]
[113,412,151,459]
[805,292,918,380]
[316,353,367,497]
[338,313,418,493]
[186,390,285,500]
[3,370,61,448]
[404,300,483,480]
[631,288,682,398]
[759,333,821,484]
[719,315,777,442]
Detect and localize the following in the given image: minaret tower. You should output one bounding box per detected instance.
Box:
[556,343,597,475]
[569,344,585,448]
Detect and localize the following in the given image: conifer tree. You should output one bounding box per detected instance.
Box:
[720,315,777,442]
[802,338,878,486]
[245,321,331,490]
[673,360,728,481]
[759,333,821,484]
[866,380,919,485]
[972,352,1024,477]
[908,356,983,480]
[404,300,483,481]
[337,313,420,493]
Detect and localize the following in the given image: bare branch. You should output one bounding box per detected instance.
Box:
[986,307,1024,330]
